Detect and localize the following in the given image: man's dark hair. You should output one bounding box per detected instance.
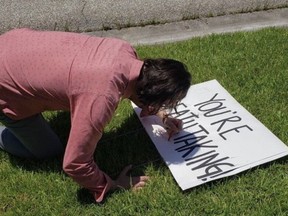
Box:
[136,58,191,110]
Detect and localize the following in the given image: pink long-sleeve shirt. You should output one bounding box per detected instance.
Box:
[0,28,143,202]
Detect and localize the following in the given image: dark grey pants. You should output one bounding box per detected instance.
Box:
[0,112,64,159]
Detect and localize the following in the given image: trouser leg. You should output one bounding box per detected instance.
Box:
[0,126,34,158]
[0,113,64,159]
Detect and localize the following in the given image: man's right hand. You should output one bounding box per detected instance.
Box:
[112,165,150,191]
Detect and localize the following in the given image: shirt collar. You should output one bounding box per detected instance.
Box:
[123,59,144,99]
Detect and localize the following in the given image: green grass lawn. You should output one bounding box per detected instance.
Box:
[1,27,288,216]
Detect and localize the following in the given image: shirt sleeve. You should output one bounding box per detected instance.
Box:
[63,93,117,202]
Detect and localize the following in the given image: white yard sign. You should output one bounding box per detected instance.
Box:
[132,80,288,190]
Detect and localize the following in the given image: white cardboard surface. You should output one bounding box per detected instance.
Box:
[132,80,288,190]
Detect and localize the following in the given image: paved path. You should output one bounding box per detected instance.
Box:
[0,0,287,35]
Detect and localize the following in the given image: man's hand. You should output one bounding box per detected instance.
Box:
[163,116,183,140]
[155,110,183,140]
[112,165,149,191]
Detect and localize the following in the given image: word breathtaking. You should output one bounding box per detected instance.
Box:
[171,93,253,181]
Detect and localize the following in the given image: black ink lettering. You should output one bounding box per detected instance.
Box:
[175,134,207,145]
[185,150,235,181]
[186,152,230,170]
[174,133,195,141]
[194,93,225,107]
[185,150,216,161]
[209,167,238,179]
[219,125,253,140]
[193,93,236,118]
[193,124,210,135]
[198,102,224,112]
[204,106,232,117]
[177,140,216,158]
[197,162,235,180]
[183,122,198,130]
[176,103,187,109]
[211,116,242,132]
[173,109,190,118]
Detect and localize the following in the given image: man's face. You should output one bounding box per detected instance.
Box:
[130,94,160,117]
[139,105,159,117]
[139,101,179,117]
[131,94,174,117]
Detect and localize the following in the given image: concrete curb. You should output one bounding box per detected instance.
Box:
[0,0,287,34]
[86,8,288,45]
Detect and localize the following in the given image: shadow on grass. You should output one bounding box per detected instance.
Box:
[6,110,165,204]
[5,109,287,204]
